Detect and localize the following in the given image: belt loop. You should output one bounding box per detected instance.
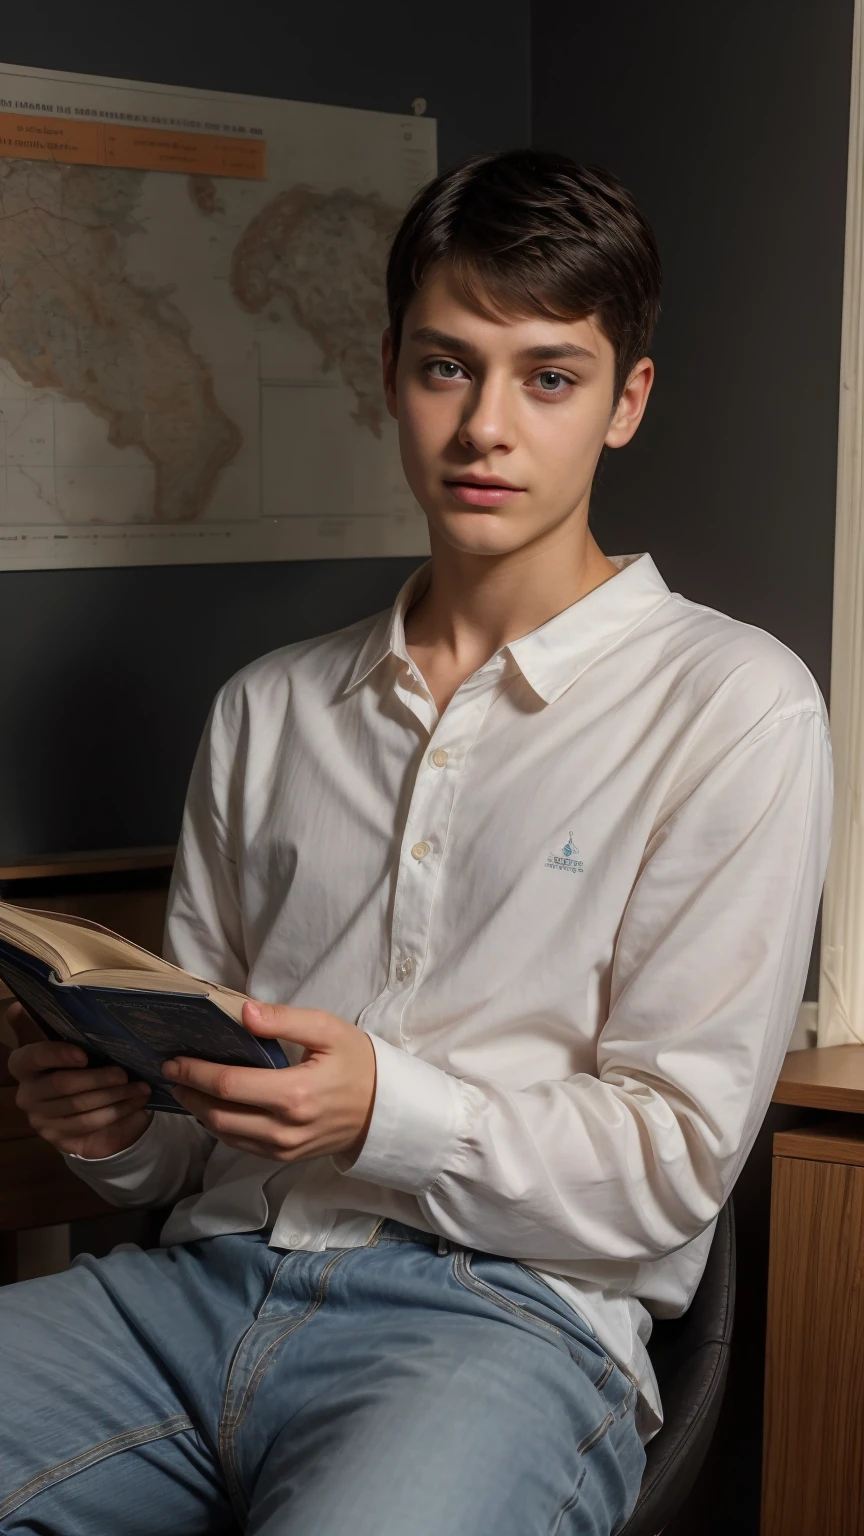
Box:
[437,1235,449,1256]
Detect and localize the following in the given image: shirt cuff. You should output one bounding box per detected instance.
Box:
[331,1034,464,1194]
[64,1110,158,1171]
[62,1111,192,1206]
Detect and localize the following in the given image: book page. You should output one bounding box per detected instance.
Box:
[0,901,170,980]
[71,969,247,1023]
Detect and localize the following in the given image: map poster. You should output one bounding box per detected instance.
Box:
[0,61,436,569]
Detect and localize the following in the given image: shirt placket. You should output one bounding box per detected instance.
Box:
[269,651,513,1253]
[361,652,513,1048]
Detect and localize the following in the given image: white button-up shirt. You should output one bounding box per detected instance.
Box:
[66,552,833,1442]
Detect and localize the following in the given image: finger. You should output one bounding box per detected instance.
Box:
[242,1000,335,1047]
[167,1085,278,1132]
[214,1134,304,1160]
[17,1065,130,1109]
[38,1103,152,1146]
[32,1082,150,1123]
[213,1123,331,1162]
[43,1065,130,1101]
[193,1116,306,1160]
[167,1087,310,1153]
[162,1057,299,1109]
[7,1041,89,1082]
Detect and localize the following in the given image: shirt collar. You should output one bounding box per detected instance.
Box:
[343,552,672,705]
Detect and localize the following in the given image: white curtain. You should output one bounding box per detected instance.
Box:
[819,0,864,1045]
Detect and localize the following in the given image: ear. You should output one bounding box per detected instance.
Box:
[604,356,655,450]
[382,328,398,420]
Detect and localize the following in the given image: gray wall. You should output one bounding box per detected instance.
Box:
[532,0,851,693]
[531,5,855,1532]
[533,0,854,1006]
[0,0,531,859]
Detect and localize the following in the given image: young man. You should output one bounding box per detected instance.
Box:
[3,150,832,1535]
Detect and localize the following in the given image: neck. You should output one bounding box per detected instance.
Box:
[404,520,620,670]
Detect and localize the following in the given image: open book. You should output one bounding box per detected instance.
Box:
[0,899,288,1113]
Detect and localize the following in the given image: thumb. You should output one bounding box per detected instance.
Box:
[242,999,337,1051]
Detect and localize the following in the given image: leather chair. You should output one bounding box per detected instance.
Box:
[618,1198,737,1535]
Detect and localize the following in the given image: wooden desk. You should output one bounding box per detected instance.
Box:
[761,1046,864,1535]
[773,1043,864,1113]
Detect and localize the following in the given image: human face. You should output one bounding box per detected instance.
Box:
[382,264,653,560]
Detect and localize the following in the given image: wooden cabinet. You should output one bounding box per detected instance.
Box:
[762,1124,864,1535]
[762,1049,864,1535]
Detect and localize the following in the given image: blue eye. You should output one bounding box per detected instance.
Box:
[537,371,567,391]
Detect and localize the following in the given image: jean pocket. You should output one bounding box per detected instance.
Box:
[451,1249,614,1381]
[452,1249,638,1420]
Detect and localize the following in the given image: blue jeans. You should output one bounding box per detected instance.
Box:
[0,1219,645,1535]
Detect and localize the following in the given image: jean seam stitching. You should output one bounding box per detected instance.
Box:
[520,1265,599,1338]
[549,1464,587,1535]
[218,1248,349,1519]
[595,1356,615,1391]
[452,1249,575,1354]
[0,1414,195,1523]
[219,1246,295,1435]
[216,1249,298,1519]
[576,1410,616,1457]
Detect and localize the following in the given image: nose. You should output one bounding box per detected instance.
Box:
[457,374,517,456]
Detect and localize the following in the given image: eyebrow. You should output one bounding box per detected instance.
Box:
[408,326,598,364]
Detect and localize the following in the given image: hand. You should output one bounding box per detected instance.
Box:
[6,1002,152,1159]
[161,1001,377,1166]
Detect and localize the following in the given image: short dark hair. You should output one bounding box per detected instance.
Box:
[386,148,661,402]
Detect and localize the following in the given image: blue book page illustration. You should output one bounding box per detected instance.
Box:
[0,935,288,1115]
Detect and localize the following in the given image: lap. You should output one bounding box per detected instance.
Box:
[240,1232,645,1536]
[0,1233,272,1533]
[249,1326,641,1536]
[0,1224,645,1536]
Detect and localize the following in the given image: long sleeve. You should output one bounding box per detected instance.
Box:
[62,692,244,1206]
[162,689,248,992]
[62,1109,216,1209]
[336,708,833,1266]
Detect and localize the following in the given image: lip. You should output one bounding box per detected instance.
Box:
[444,476,526,508]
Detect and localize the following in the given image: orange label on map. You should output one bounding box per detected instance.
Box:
[0,113,266,179]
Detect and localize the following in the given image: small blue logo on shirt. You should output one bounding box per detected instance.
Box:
[545,831,584,874]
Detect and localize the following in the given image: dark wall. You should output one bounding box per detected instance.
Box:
[532,0,854,1006]
[0,0,531,859]
[533,0,851,702]
[531,8,855,1533]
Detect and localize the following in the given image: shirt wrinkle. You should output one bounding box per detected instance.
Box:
[64,550,833,1448]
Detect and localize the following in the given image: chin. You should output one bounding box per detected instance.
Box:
[437,524,515,556]
[432,512,528,555]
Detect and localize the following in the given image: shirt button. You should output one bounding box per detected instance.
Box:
[396,958,414,981]
[288,1232,302,1248]
[430,748,448,768]
[411,841,431,860]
